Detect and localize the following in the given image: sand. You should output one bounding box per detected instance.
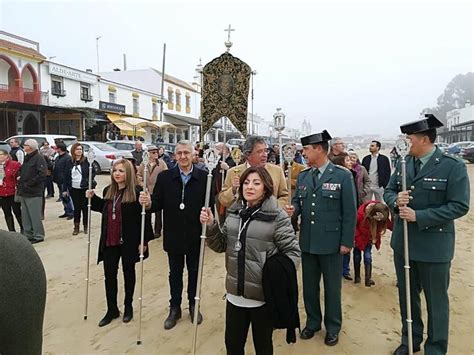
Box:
[3,160,473,355]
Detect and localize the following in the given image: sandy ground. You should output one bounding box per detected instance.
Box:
[2,159,473,355]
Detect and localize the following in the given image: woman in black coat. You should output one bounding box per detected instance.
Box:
[64,143,96,235]
[87,159,153,327]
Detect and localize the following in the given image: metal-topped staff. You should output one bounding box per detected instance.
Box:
[231,147,242,175]
[84,149,96,320]
[192,146,219,355]
[283,144,296,204]
[137,151,149,345]
[396,137,414,355]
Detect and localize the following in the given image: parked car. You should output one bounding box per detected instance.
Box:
[445,141,474,156]
[0,141,11,153]
[155,142,176,153]
[461,144,474,163]
[106,140,140,152]
[6,134,77,149]
[69,141,124,174]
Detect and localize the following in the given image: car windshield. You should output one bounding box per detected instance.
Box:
[94,143,119,151]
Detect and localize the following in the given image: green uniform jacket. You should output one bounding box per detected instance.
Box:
[384,147,470,262]
[292,162,357,254]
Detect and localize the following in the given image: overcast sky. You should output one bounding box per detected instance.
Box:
[1,0,472,137]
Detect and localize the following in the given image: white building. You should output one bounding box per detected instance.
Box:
[444,102,474,143]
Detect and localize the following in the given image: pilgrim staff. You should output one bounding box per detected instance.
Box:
[84,149,96,320]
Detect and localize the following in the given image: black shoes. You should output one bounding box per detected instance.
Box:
[343,273,353,281]
[189,304,203,324]
[300,327,318,340]
[58,214,68,218]
[164,307,182,330]
[123,305,133,323]
[324,333,339,346]
[98,309,120,327]
[393,344,421,355]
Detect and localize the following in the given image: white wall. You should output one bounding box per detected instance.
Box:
[0,52,41,88]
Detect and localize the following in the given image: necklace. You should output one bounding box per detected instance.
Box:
[112,191,122,220]
[234,208,261,252]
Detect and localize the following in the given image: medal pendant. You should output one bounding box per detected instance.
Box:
[234,240,242,252]
[179,203,185,210]
[112,213,116,220]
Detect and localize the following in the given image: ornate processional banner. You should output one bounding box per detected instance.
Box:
[201,52,251,138]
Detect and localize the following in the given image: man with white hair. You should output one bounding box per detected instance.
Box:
[131,140,144,166]
[16,139,47,243]
[140,140,213,330]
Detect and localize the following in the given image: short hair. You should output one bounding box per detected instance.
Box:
[372,140,381,149]
[311,141,329,152]
[331,137,343,147]
[238,166,274,203]
[56,142,67,152]
[176,140,194,152]
[242,136,267,157]
[415,129,437,144]
[332,152,349,167]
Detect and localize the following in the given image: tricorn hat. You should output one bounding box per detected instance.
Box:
[300,130,332,146]
[400,114,443,135]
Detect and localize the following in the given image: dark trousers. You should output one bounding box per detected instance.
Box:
[342,253,351,276]
[0,195,22,232]
[302,252,342,334]
[394,252,450,355]
[70,188,88,225]
[167,247,200,307]
[44,176,54,197]
[225,301,273,355]
[58,183,74,216]
[103,246,136,310]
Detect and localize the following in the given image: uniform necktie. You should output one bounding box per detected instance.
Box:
[312,168,319,186]
[414,159,422,175]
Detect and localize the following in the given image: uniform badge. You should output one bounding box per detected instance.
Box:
[322,183,341,190]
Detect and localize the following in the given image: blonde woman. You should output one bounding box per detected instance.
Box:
[87,159,153,327]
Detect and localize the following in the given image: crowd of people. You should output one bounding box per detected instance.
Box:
[1,114,470,355]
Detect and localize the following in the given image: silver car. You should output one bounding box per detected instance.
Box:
[72,141,126,174]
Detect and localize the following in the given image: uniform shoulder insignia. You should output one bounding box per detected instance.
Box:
[300,167,311,173]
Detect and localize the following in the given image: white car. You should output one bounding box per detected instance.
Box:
[6,134,77,149]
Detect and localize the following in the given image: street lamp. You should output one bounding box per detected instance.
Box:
[273,108,286,169]
[250,70,257,135]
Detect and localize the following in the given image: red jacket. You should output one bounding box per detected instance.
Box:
[354,200,393,251]
[0,159,21,197]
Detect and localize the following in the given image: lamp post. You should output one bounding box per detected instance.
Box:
[273,108,286,169]
[195,58,203,142]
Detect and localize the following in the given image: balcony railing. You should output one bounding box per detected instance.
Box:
[52,88,66,97]
[81,94,93,102]
[0,84,47,105]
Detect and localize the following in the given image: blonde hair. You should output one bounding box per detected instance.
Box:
[104,159,137,203]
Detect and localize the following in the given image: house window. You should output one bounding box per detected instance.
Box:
[80,82,92,101]
[51,75,65,97]
[133,97,139,116]
[109,92,116,103]
[167,87,174,109]
[186,93,191,114]
[175,89,181,112]
[152,101,158,119]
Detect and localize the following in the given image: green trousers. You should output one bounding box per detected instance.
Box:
[394,252,450,355]
[302,252,342,334]
[19,196,45,242]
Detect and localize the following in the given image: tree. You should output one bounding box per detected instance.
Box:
[422,72,474,122]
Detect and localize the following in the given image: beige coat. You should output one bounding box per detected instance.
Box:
[218,162,289,208]
[137,159,168,193]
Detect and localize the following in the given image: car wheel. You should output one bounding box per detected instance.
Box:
[92,161,101,174]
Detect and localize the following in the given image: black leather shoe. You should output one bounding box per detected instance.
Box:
[123,305,133,323]
[343,273,353,281]
[324,333,339,346]
[189,305,203,324]
[164,307,181,330]
[98,309,120,327]
[66,215,74,220]
[300,327,318,340]
[58,214,68,218]
[393,344,421,355]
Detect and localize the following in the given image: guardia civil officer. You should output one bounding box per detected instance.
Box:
[286,130,357,346]
[384,114,470,355]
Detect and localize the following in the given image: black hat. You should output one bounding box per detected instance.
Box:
[300,130,332,146]
[400,114,444,135]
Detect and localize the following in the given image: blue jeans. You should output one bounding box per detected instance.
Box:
[342,253,351,275]
[354,244,373,264]
[58,183,74,216]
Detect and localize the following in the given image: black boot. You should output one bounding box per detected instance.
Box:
[164,306,182,330]
[98,308,120,327]
[189,304,203,324]
[365,263,375,287]
[99,278,120,327]
[5,216,16,232]
[354,259,361,284]
[123,305,133,323]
